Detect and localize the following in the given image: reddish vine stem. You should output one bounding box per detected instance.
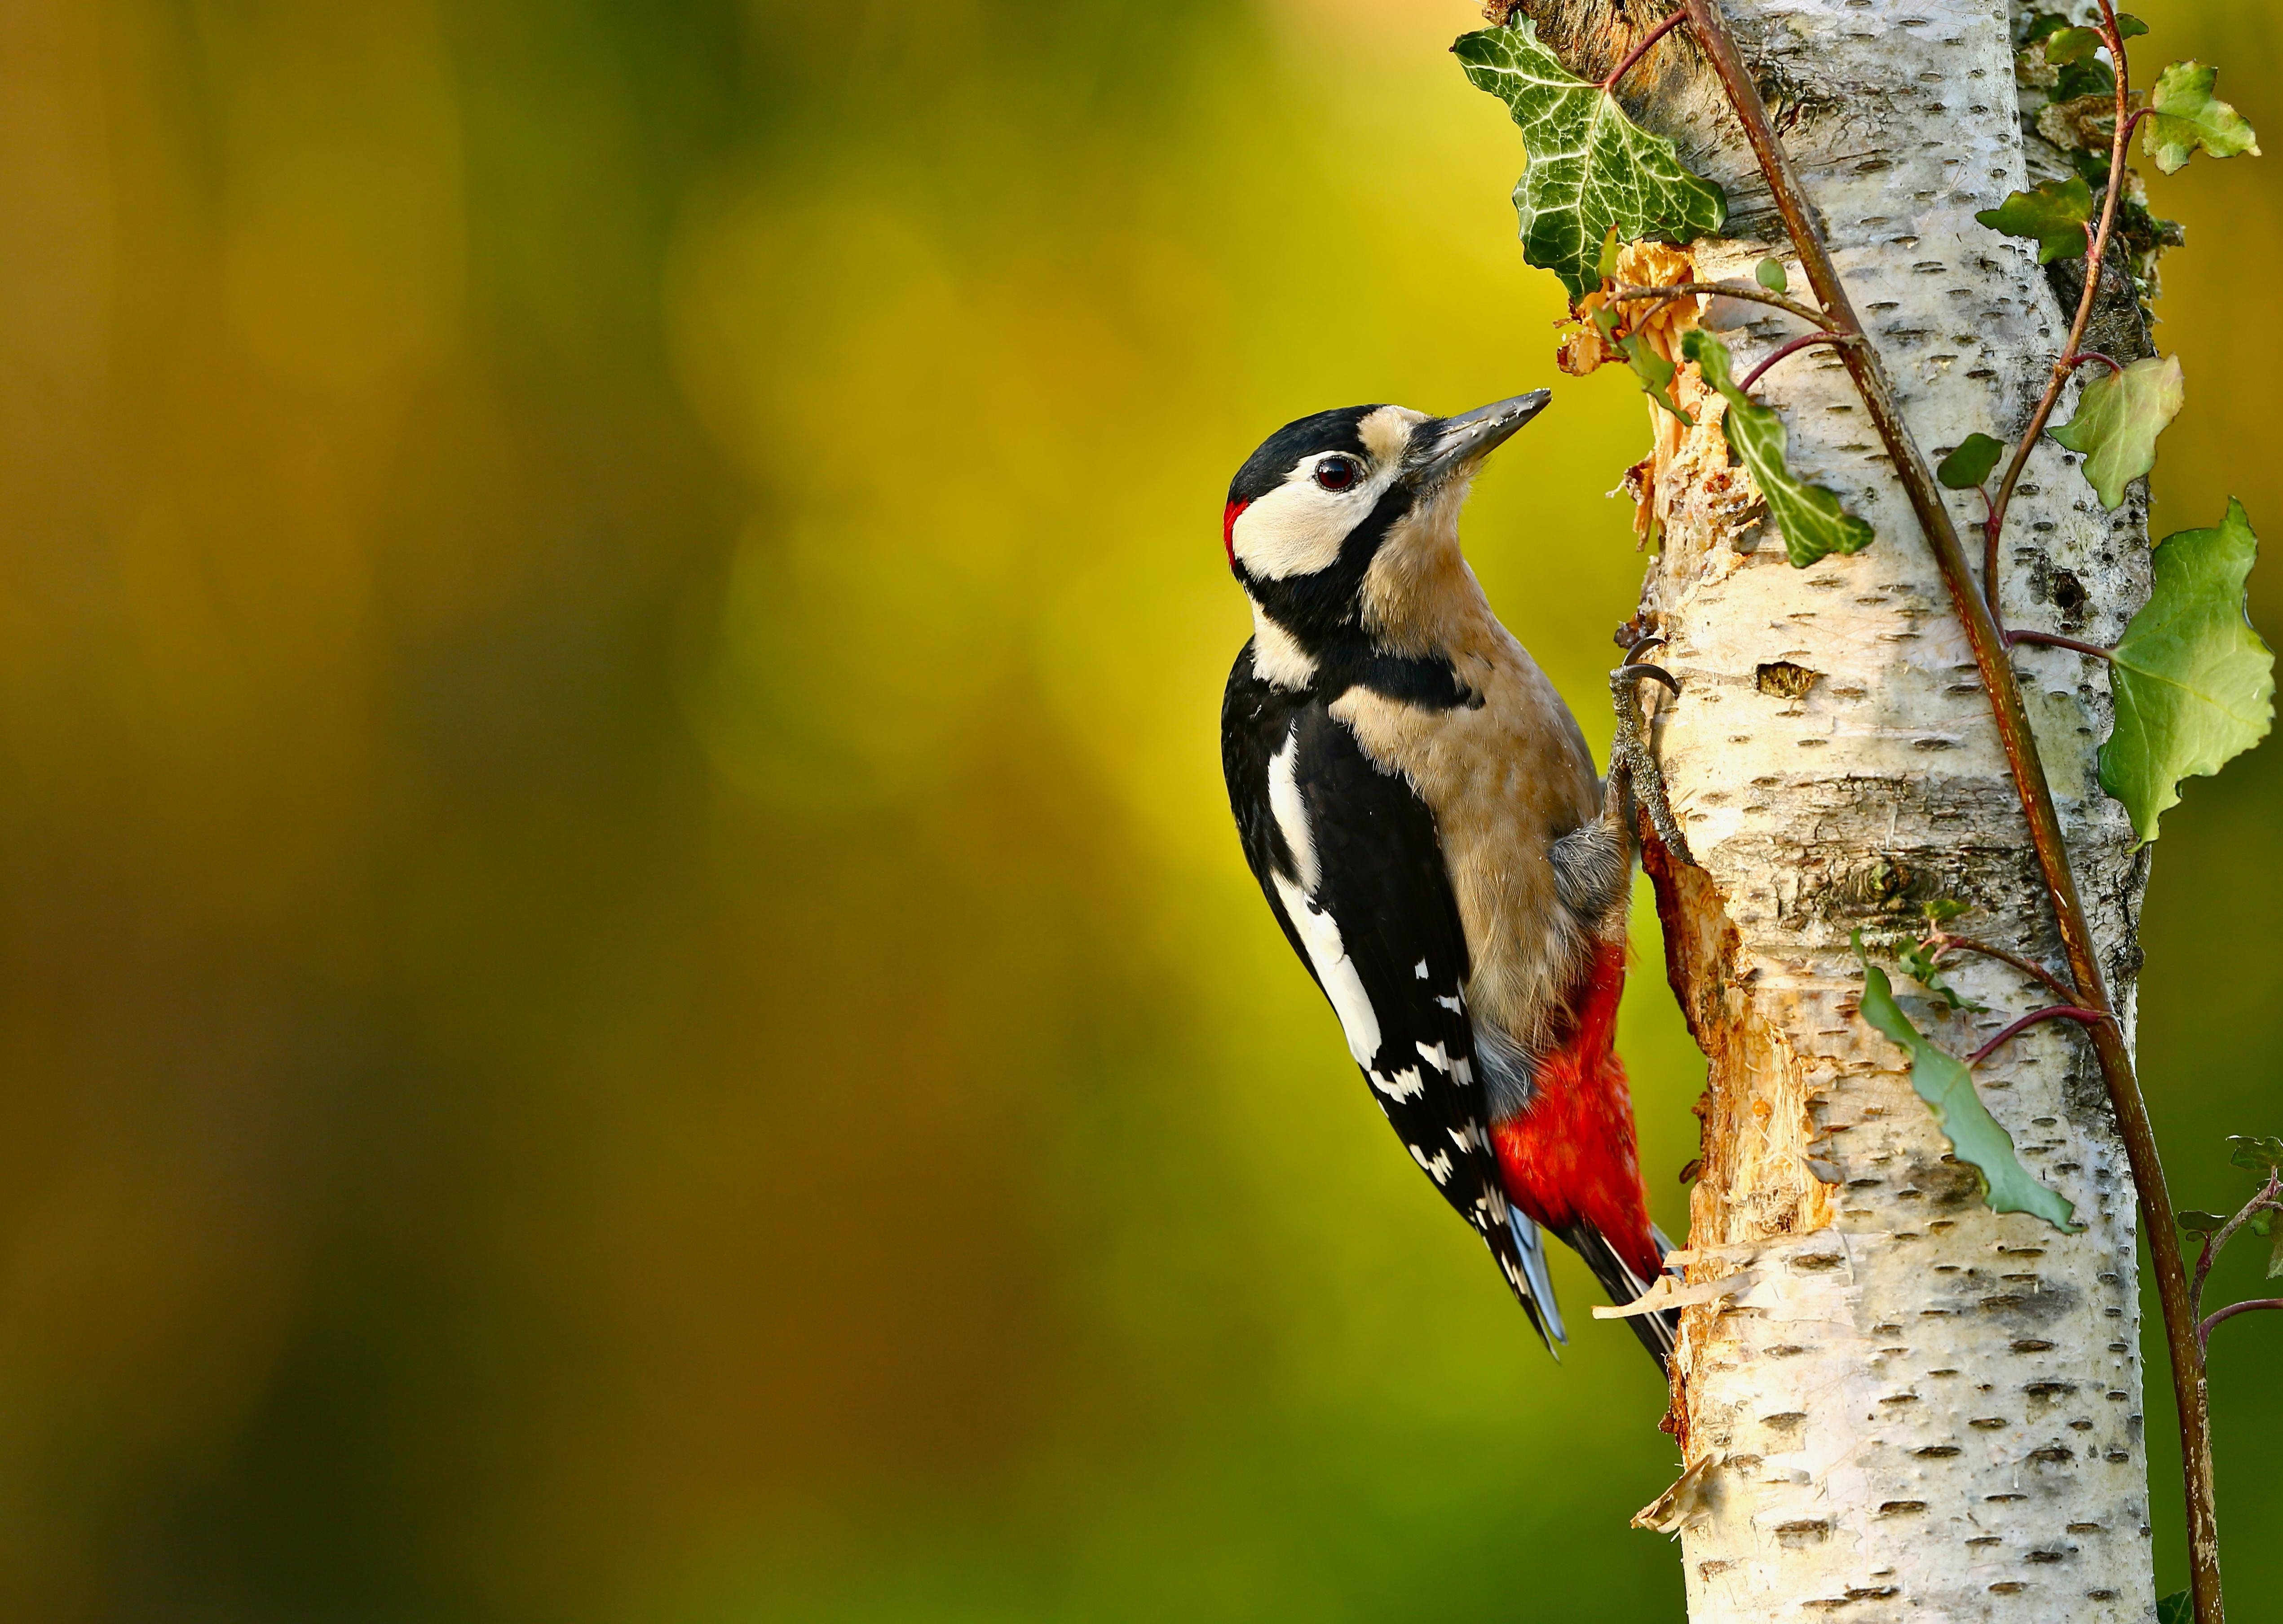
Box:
[1739,331,1851,391]
[2200,1299,2283,1342]
[1606,279,1828,328]
[1601,8,1689,92]
[1983,1,2138,625]
[2068,350,2125,375]
[1931,933,2082,1007]
[2005,628,2115,660]
[1675,4,2223,1618]
[1967,1004,2111,1068]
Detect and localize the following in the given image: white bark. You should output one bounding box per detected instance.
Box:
[1545,0,2163,1616]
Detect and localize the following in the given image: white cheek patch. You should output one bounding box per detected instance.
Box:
[1230,456,1405,581]
[1229,480,1361,580]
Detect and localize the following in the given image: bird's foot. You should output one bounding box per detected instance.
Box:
[1611,635,1694,869]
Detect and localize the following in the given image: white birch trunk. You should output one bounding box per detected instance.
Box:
[1530,0,2164,1615]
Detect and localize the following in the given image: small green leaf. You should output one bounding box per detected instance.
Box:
[2143,62,2262,175]
[2115,14,2150,40]
[1921,898,1969,928]
[1938,433,2006,491]
[2022,13,2070,45]
[1597,307,1693,424]
[2228,1134,2283,1174]
[2177,1209,2230,1233]
[2156,1592,2193,1624]
[2046,26,2103,66]
[2251,1211,2273,1236]
[1597,225,1621,282]
[1457,20,1729,298]
[2100,499,2277,842]
[1682,329,1874,568]
[2270,1223,2283,1280]
[1975,176,2096,265]
[1897,940,1983,1011]
[1755,257,1788,292]
[2049,353,2185,509]
[1854,936,2079,1231]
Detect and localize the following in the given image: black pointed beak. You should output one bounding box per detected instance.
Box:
[1414,390,1550,480]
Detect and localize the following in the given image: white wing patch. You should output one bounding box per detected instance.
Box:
[1266,728,1320,892]
[1435,994,1463,1014]
[1413,960,1430,980]
[1272,872,1381,1069]
[1415,1040,1451,1074]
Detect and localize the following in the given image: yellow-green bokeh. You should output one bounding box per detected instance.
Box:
[0,2,2273,1618]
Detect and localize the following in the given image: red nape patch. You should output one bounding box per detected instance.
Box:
[1222,499,1249,570]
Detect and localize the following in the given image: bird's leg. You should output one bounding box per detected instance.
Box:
[1609,635,1694,868]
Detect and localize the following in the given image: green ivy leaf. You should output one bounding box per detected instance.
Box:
[2228,1134,2283,1174]
[2116,14,2150,40]
[1854,937,2080,1231]
[2049,354,2185,508]
[1896,940,1983,1011]
[1457,20,1728,298]
[2177,1209,2230,1233]
[2100,499,2277,843]
[1921,898,1969,929]
[1975,176,2096,265]
[1938,433,2007,491]
[2156,1592,2193,1624]
[2270,1225,2283,1280]
[2046,26,2103,66]
[1755,257,1788,292]
[1682,329,1874,568]
[2143,62,2262,175]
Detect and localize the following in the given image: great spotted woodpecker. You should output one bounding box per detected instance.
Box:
[1219,393,1689,1369]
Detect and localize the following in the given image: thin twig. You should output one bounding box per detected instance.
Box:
[1605,280,1829,328]
[2190,1176,2281,1318]
[1739,331,1853,392]
[1602,9,1689,92]
[2006,628,2115,660]
[2200,1298,2283,1342]
[1967,1004,2111,1067]
[1675,6,2224,1619]
[1983,2,2137,622]
[1931,932,2082,1006]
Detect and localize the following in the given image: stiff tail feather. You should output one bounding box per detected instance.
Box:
[1561,1218,1680,1374]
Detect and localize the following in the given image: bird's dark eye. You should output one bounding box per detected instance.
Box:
[1314,457,1358,491]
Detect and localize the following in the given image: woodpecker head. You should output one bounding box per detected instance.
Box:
[1223,393,1549,667]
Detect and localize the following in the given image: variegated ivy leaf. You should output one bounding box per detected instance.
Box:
[1854,939,2080,1232]
[2101,500,2276,843]
[1456,20,1727,299]
[2049,354,2184,509]
[1975,177,2095,264]
[1682,329,1874,567]
[2143,62,2261,175]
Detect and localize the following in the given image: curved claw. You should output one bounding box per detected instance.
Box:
[1623,633,1668,666]
[1618,662,1682,697]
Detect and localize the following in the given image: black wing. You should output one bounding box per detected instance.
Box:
[1222,643,1562,1347]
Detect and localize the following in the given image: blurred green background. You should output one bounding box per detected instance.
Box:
[0,1,2275,1618]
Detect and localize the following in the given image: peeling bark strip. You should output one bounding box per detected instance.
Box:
[1523,0,2159,1615]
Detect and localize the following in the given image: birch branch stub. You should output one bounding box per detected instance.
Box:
[1541,0,2163,1615]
